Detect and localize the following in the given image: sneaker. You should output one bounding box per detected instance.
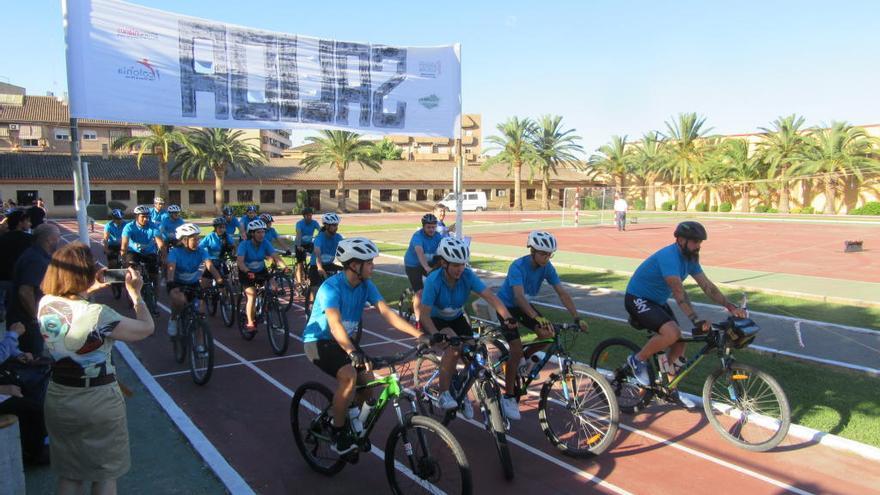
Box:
[438,391,459,411]
[500,395,521,421]
[668,390,697,410]
[245,322,257,333]
[167,319,178,337]
[459,397,474,420]
[627,353,651,387]
[331,429,357,455]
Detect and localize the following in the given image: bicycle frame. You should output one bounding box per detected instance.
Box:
[355,372,416,437]
[645,330,733,390]
[484,325,578,400]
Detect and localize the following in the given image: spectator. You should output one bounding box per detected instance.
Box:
[0,209,33,321]
[614,193,629,232]
[9,224,60,357]
[0,321,48,465]
[39,242,154,495]
[28,205,47,229]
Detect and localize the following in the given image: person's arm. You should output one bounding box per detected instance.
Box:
[294,225,303,248]
[415,245,431,272]
[205,259,222,282]
[102,229,110,249]
[120,235,129,255]
[154,235,165,252]
[326,307,358,355]
[270,252,287,269]
[512,285,538,318]
[314,245,325,273]
[552,284,580,319]
[0,328,24,363]
[236,254,248,273]
[166,259,177,282]
[665,275,703,327]
[418,303,442,335]
[479,288,513,321]
[109,268,154,342]
[376,300,423,339]
[692,272,747,318]
[17,285,37,320]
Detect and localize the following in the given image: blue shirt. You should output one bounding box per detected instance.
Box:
[239,214,258,236]
[303,273,383,343]
[168,246,209,284]
[160,216,185,241]
[626,243,704,304]
[436,220,450,238]
[199,231,235,260]
[421,267,486,320]
[296,219,321,244]
[224,216,240,237]
[122,221,161,254]
[237,239,275,272]
[404,229,442,268]
[104,221,126,246]
[149,207,167,226]
[497,255,562,308]
[265,227,279,244]
[311,232,343,267]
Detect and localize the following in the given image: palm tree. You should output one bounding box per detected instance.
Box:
[664,113,712,211]
[718,138,765,212]
[171,128,267,214]
[367,138,404,161]
[631,132,666,210]
[588,135,633,193]
[112,124,192,201]
[757,114,809,214]
[300,130,382,212]
[797,122,880,214]
[691,137,724,210]
[483,117,538,211]
[529,115,584,210]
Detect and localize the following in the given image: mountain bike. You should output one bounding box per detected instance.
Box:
[397,288,415,323]
[236,272,290,355]
[291,343,472,494]
[171,286,214,385]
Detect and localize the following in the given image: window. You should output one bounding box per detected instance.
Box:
[21,139,39,147]
[307,190,320,210]
[398,189,410,201]
[465,193,477,201]
[223,190,230,204]
[495,189,506,197]
[482,189,491,200]
[82,130,98,140]
[189,190,206,204]
[111,190,131,201]
[53,190,74,206]
[169,190,181,206]
[90,190,107,205]
[237,190,253,203]
[260,189,275,203]
[329,189,336,199]
[282,189,297,203]
[17,191,38,205]
[526,189,536,200]
[433,189,444,201]
[136,190,154,205]
[416,189,428,201]
[0,128,9,138]
[380,189,392,201]
[54,128,70,141]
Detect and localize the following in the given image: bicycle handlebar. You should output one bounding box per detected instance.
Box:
[368,343,431,370]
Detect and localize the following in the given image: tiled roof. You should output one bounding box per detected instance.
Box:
[0,95,138,127]
[0,153,594,186]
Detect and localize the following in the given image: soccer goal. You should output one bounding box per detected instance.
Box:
[561,187,616,227]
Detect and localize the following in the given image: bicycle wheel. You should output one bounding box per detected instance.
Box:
[304,288,315,321]
[590,338,654,414]
[142,282,158,317]
[206,288,219,316]
[237,297,256,341]
[266,298,290,355]
[538,363,619,457]
[220,285,236,327]
[480,380,514,480]
[385,415,473,495]
[397,289,414,322]
[412,351,447,421]
[172,314,188,364]
[702,362,791,452]
[189,318,214,385]
[276,275,295,313]
[290,382,346,475]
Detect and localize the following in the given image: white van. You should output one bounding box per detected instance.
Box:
[440,191,488,212]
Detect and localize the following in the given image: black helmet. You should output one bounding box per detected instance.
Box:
[212,217,225,227]
[421,213,438,225]
[674,221,707,241]
[302,207,314,215]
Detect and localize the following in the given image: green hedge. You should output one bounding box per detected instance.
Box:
[695,202,708,212]
[849,201,880,215]
[767,207,779,213]
[710,205,719,212]
[661,200,675,211]
[754,205,768,213]
[719,202,732,212]
[633,199,646,210]
[792,206,815,214]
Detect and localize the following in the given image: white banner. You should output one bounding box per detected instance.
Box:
[63,0,461,137]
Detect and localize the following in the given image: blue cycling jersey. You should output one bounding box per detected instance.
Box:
[296,219,321,244]
[303,273,383,343]
[224,216,240,237]
[149,207,167,226]
[168,246,209,284]
[122,221,161,255]
[104,221,126,246]
[422,267,486,320]
[626,243,703,304]
[199,231,235,260]
[237,239,275,272]
[436,220,450,238]
[239,214,259,236]
[265,227,279,244]
[404,229,442,268]
[311,232,343,267]
[160,216,185,241]
[496,255,562,308]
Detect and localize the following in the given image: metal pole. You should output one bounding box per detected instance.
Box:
[69,118,90,244]
[454,45,464,240]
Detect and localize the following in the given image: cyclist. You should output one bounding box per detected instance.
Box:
[418,237,518,419]
[199,217,236,277]
[238,205,260,242]
[495,231,589,417]
[166,223,224,338]
[302,237,428,455]
[404,213,443,325]
[261,213,293,255]
[294,207,320,286]
[121,205,165,314]
[222,206,240,238]
[160,204,185,241]
[149,196,167,226]
[307,213,343,307]
[103,209,127,270]
[433,204,455,237]
[237,219,289,333]
[624,221,747,393]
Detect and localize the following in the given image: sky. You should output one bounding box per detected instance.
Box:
[2,0,880,151]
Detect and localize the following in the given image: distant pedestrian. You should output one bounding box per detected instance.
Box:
[614,193,628,231]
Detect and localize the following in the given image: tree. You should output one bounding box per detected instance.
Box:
[718,138,765,212]
[483,117,538,211]
[529,115,584,210]
[112,124,191,201]
[757,114,809,213]
[171,128,267,214]
[631,132,667,210]
[367,138,404,161]
[797,122,880,214]
[664,113,712,211]
[300,130,382,212]
[588,135,633,195]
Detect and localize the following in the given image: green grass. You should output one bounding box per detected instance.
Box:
[369,271,880,448]
[373,241,880,332]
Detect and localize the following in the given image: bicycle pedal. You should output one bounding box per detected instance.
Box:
[358,438,372,453]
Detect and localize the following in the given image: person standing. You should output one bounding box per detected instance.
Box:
[613,193,628,231]
[9,224,61,357]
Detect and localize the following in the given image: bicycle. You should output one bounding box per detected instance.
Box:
[269,264,295,313]
[397,288,415,323]
[171,286,214,385]
[291,343,472,494]
[105,249,123,300]
[236,272,290,355]
[590,315,790,452]
[127,258,159,317]
[303,266,341,321]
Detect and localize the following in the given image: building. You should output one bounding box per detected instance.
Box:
[238,129,292,158]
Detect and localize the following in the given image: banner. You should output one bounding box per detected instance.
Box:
[63,0,461,136]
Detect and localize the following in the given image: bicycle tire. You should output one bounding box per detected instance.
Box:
[384,414,473,495]
[538,363,619,457]
[279,275,295,313]
[142,281,158,317]
[590,338,654,414]
[172,313,188,364]
[290,382,346,476]
[206,288,219,316]
[220,285,236,327]
[397,289,414,323]
[237,297,256,341]
[266,298,290,356]
[189,318,214,385]
[412,351,446,421]
[702,362,791,452]
[481,380,514,480]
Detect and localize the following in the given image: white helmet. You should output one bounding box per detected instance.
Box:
[527,231,557,253]
[153,196,165,203]
[167,204,181,214]
[247,219,267,232]
[133,205,150,215]
[437,237,470,264]
[175,223,201,238]
[336,237,379,263]
[322,212,340,225]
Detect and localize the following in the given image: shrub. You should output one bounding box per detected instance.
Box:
[719,202,732,212]
[754,205,768,213]
[695,202,708,212]
[710,205,719,212]
[582,197,600,210]
[633,199,646,210]
[767,207,779,213]
[794,206,815,214]
[849,201,880,216]
[661,200,675,211]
